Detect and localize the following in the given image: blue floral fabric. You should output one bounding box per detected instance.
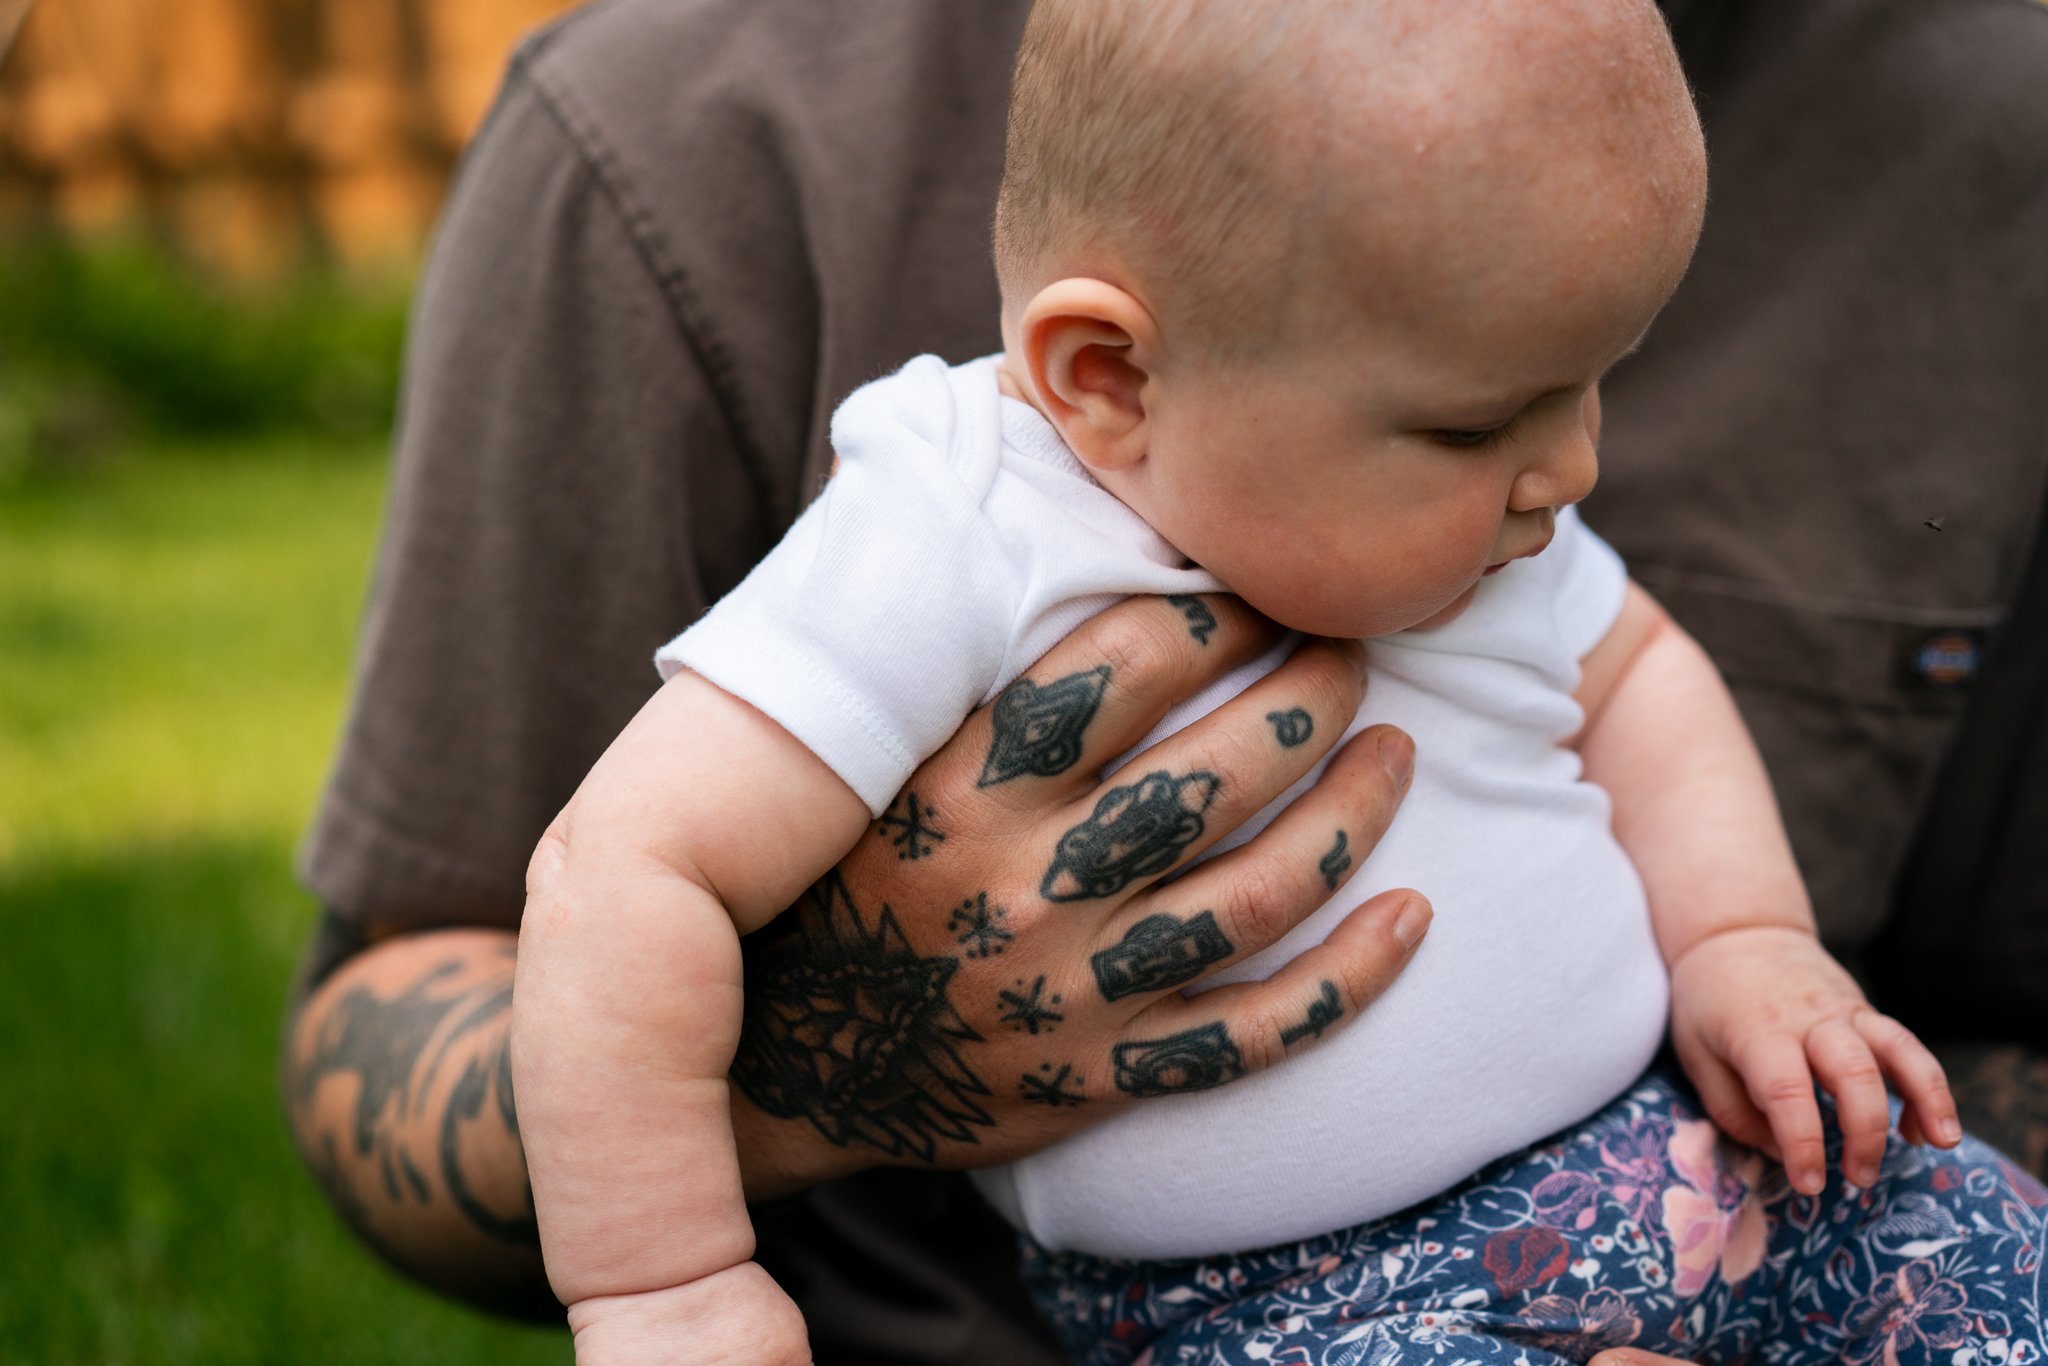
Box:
[1021,1069,2046,1365]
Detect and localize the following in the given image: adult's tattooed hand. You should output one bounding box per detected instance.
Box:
[730,593,1431,1198]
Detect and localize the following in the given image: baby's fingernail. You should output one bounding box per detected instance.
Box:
[1939,1117,1962,1145]
[1345,639,1370,680]
[1392,897,1431,948]
[1377,729,1414,786]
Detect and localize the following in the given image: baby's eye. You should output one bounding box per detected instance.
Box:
[1429,424,1512,449]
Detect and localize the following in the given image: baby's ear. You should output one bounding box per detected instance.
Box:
[1019,278,1158,473]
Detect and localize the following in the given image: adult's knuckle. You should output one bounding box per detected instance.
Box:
[1088,610,1182,691]
[1218,863,1295,948]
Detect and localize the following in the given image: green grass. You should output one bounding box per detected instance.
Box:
[0,437,565,1363]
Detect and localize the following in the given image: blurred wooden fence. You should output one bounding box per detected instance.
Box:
[0,0,580,276]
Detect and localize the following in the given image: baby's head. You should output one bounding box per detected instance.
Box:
[993,0,1706,636]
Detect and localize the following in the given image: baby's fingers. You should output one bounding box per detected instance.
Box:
[1734,1035,1827,1196]
[1806,1020,1891,1187]
[1675,1034,1777,1158]
[1855,1010,1962,1150]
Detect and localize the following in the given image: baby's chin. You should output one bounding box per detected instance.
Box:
[1247,584,1478,641]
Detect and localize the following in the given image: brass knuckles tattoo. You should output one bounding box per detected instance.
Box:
[1041,769,1220,903]
[1112,1022,1247,1096]
[877,790,946,859]
[979,666,1111,787]
[1165,594,1217,645]
[1319,829,1352,890]
[1279,980,1344,1046]
[1265,707,1314,747]
[732,874,993,1160]
[1091,911,1233,1001]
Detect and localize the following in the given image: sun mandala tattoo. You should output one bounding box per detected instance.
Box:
[732,875,992,1160]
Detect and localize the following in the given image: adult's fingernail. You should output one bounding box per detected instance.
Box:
[1343,638,1370,681]
[1377,729,1414,786]
[1392,897,1431,948]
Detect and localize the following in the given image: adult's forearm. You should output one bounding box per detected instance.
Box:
[284,925,553,1318]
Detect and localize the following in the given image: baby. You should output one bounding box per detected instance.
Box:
[512,1,1976,1361]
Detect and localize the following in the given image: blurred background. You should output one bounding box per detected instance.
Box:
[0,1,578,1358]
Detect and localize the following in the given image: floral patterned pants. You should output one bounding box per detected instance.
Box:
[1021,1068,2047,1365]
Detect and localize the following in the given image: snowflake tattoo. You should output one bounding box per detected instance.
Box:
[1018,1062,1088,1108]
[997,976,1065,1035]
[877,791,946,860]
[949,893,1013,958]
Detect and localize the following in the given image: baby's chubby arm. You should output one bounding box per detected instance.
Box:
[1573,583,1961,1194]
[513,671,870,1364]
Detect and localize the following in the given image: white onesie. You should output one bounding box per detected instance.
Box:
[659,354,1669,1260]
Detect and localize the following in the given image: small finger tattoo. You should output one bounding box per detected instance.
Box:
[948,892,1012,958]
[1318,830,1352,890]
[1091,911,1233,1000]
[998,976,1064,1035]
[1041,769,1220,903]
[878,791,946,859]
[1279,980,1344,1046]
[1113,1022,1246,1096]
[1265,708,1313,747]
[1019,1062,1088,1108]
[980,666,1111,787]
[1166,595,1217,645]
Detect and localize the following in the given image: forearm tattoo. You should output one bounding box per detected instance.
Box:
[1279,980,1344,1046]
[291,951,538,1249]
[1166,594,1217,645]
[1266,707,1313,747]
[877,790,946,859]
[1112,1022,1246,1096]
[979,666,1111,787]
[1319,829,1352,890]
[1041,769,1220,903]
[733,874,993,1160]
[1091,911,1234,1000]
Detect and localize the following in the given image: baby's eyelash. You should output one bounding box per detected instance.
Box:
[1430,422,1515,449]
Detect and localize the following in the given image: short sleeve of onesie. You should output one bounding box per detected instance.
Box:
[656,356,1021,815]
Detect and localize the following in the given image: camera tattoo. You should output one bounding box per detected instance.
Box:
[1112,1022,1246,1097]
[979,666,1111,787]
[1319,830,1352,890]
[1166,594,1217,645]
[1279,980,1344,1046]
[1265,707,1314,748]
[1041,769,1221,903]
[1091,911,1233,1001]
[732,874,992,1161]
[877,791,946,860]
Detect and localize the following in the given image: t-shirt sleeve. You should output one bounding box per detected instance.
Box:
[1547,504,1631,662]
[657,358,1020,815]
[297,57,787,932]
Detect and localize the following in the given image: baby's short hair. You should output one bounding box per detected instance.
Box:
[992,0,1325,356]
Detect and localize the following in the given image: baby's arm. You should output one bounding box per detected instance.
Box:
[1574,583,1961,1193]
[512,671,871,1364]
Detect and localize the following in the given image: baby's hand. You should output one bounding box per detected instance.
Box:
[1667,925,1961,1194]
[567,1263,811,1366]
